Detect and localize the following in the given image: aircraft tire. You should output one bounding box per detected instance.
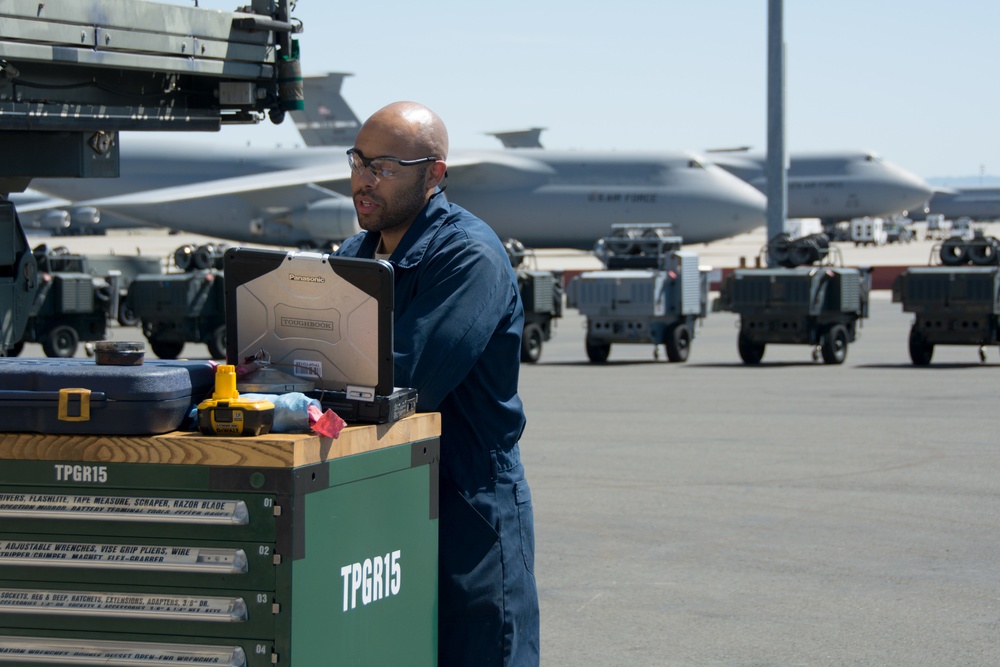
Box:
[207,324,227,360]
[585,336,610,363]
[665,324,691,363]
[738,329,765,365]
[173,245,195,271]
[939,237,968,266]
[968,237,1000,266]
[192,244,216,270]
[43,326,79,358]
[821,325,849,365]
[520,323,544,363]
[908,326,933,366]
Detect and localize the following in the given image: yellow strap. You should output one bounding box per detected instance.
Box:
[57,388,91,422]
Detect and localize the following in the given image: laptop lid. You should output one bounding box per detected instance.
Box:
[223,248,394,396]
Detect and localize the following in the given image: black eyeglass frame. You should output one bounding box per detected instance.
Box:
[346,148,439,178]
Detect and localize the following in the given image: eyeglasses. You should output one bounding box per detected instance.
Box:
[346,149,438,180]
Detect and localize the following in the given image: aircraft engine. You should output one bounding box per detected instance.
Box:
[287,198,360,242]
[68,206,101,226]
[36,209,71,231]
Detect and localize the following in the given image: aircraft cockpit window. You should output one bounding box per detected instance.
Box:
[687,159,705,169]
[864,153,883,163]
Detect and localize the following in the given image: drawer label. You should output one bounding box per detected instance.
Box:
[0,494,249,525]
[0,541,248,574]
[0,636,246,666]
[0,588,247,622]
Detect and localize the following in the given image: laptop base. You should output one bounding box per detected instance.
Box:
[308,387,418,425]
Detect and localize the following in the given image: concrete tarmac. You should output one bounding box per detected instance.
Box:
[16,228,1000,665]
[520,297,1000,666]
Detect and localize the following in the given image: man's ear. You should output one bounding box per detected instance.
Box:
[426,160,447,189]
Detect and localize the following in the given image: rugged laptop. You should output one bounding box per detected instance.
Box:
[223,248,417,424]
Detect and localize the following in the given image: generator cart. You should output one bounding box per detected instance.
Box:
[893,235,1000,365]
[565,224,708,363]
[714,233,871,365]
[8,245,161,357]
[126,244,228,359]
[505,239,563,363]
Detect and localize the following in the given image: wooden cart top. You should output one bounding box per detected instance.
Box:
[0,413,440,469]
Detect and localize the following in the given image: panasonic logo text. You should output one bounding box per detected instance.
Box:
[288,273,325,283]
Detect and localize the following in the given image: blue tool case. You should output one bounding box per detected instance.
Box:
[0,358,216,435]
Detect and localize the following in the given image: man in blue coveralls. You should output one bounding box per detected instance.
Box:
[336,101,540,666]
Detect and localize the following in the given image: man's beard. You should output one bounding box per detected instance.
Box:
[355,176,428,233]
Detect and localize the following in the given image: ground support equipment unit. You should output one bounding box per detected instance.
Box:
[892,235,1000,365]
[10,247,163,358]
[127,244,228,360]
[713,234,871,365]
[565,224,708,363]
[0,412,441,666]
[504,239,563,363]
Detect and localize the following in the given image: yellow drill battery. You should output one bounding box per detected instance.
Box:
[197,365,274,436]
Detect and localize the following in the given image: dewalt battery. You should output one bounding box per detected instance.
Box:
[197,365,274,437]
[0,413,441,666]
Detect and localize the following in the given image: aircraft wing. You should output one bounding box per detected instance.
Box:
[58,152,556,244]
[445,151,555,190]
[9,193,73,213]
[75,152,555,215]
[79,163,354,212]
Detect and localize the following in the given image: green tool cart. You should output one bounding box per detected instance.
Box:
[0,413,441,666]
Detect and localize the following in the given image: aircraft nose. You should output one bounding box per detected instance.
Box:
[723,178,768,228]
[890,166,934,213]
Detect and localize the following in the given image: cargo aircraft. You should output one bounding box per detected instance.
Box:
[908,186,1000,222]
[705,149,934,226]
[24,74,932,248]
[24,73,768,249]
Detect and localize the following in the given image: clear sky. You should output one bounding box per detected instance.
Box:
[161,1,999,183]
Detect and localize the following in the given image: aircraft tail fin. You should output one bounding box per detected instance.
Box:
[486,128,546,149]
[289,73,361,147]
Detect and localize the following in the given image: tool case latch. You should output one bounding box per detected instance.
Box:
[58,388,92,422]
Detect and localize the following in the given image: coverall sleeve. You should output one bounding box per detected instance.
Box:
[393,235,514,410]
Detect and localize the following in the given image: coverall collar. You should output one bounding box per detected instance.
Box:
[353,190,448,268]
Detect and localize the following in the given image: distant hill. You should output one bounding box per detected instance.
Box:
[928,175,1000,188]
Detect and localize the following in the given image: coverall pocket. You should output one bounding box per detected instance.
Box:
[515,478,535,574]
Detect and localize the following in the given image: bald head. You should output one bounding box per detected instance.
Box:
[361,101,449,162]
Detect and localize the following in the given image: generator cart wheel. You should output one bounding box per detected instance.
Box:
[3,341,24,357]
[521,323,544,363]
[738,329,765,365]
[585,336,611,363]
[207,324,227,360]
[117,297,140,327]
[150,339,185,360]
[42,326,79,358]
[908,326,933,366]
[665,324,691,363]
[821,325,849,365]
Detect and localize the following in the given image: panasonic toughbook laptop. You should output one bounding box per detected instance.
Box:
[223,248,417,424]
